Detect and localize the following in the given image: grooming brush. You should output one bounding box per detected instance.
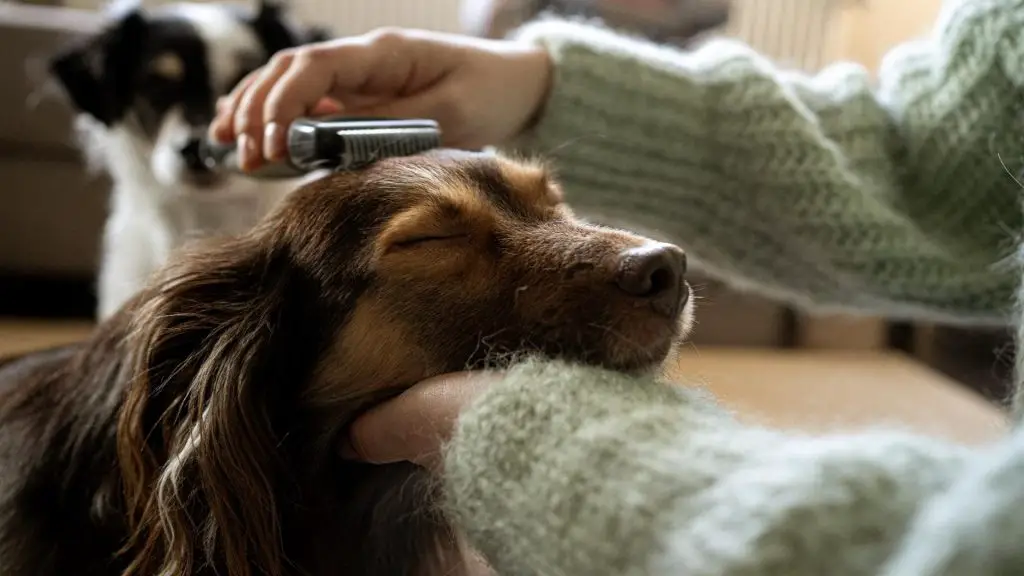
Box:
[196,117,443,179]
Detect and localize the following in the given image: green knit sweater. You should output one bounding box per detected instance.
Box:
[504,0,1024,325]
[439,1,1024,575]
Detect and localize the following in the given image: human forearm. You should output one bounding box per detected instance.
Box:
[442,360,970,576]
[502,3,1024,323]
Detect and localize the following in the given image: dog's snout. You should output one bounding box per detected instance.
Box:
[615,243,687,313]
[179,138,208,173]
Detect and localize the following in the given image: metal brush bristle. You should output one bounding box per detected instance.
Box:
[339,129,442,169]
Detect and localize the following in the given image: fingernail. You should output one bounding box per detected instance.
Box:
[264,122,285,161]
[237,133,256,170]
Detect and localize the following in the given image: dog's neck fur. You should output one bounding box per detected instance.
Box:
[0,298,449,576]
[0,314,132,575]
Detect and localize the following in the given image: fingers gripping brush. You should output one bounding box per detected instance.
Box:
[196,117,443,178]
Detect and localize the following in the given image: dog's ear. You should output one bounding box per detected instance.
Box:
[252,0,332,53]
[48,7,148,125]
[116,236,326,576]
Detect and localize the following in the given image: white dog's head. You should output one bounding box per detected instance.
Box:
[49,1,328,193]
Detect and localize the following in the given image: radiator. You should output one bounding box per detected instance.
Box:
[291,0,845,73]
[725,0,846,72]
[290,0,464,35]
[63,0,465,34]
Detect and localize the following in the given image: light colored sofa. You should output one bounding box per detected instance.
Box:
[0,4,107,279]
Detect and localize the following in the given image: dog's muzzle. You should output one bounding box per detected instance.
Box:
[179,136,225,188]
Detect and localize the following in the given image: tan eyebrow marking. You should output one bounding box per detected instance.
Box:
[374,178,497,255]
[150,52,185,81]
[497,156,562,208]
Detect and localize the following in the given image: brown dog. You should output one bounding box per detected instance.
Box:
[0,150,692,576]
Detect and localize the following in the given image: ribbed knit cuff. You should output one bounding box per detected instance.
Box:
[443,359,734,576]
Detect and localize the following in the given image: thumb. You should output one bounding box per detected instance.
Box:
[341,371,498,467]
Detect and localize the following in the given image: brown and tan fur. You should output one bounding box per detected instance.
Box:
[0,149,692,576]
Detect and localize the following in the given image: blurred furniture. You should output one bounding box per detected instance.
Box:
[0,318,1007,446]
[63,0,468,34]
[461,0,730,44]
[0,4,107,316]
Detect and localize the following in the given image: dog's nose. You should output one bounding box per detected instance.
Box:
[615,243,686,313]
[179,138,208,173]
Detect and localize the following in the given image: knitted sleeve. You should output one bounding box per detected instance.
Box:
[443,360,980,576]
[501,0,1024,324]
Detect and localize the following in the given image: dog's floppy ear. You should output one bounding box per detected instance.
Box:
[48,7,148,126]
[116,235,326,576]
[252,0,332,53]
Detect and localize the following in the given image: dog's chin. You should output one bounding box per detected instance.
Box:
[604,283,696,372]
[180,170,228,190]
[604,341,676,376]
[152,166,255,200]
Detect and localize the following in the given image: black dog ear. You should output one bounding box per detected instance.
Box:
[252,0,332,54]
[49,8,148,126]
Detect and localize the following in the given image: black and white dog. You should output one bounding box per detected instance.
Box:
[49,0,329,319]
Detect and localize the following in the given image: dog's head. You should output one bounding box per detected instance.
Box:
[115,151,692,574]
[48,0,328,189]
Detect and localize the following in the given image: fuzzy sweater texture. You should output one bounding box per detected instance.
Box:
[440,1,1024,575]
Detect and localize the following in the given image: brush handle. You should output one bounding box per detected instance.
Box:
[198,117,442,179]
[197,140,307,179]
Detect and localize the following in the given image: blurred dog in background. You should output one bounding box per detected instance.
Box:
[48,0,329,319]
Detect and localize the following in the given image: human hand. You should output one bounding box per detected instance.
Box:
[341,370,504,472]
[210,28,553,171]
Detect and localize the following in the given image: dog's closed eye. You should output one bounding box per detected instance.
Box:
[379,204,479,254]
[390,233,471,248]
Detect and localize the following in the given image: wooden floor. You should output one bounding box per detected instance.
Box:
[0,319,93,357]
[1,318,1009,446]
[666,347,1007,445]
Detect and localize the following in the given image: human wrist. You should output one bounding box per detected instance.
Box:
[507,45,553,140]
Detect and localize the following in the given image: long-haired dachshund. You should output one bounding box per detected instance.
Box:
[0,150,692,576]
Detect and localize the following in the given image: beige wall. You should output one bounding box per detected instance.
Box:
[834,0,943,73]
[61,0,466,35]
